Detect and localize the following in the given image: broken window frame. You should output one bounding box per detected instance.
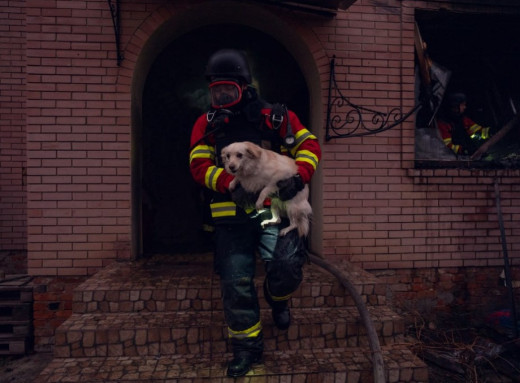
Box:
[414,9,520,170]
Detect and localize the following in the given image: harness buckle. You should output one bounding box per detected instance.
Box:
[271,113,284,130]
[207,110,217,123]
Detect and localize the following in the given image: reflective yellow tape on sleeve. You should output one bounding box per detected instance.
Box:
[295,149,319,170]
[189,145,214,163]
[468,123,481,135]
[205,166,224,191]
[482,127,490,139]
[290,129,317,154]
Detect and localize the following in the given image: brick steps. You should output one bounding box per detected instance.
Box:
[72,255,388,314]
[53,306,405,358]
[35,345,428,383]
[36,254,428,382]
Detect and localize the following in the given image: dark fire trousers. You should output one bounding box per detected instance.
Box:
[214,213,307,356]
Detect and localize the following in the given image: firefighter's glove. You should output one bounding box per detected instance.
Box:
[230,183,259,209]
[277,174,304,201]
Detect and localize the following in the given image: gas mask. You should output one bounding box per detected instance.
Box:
[209,80,243,109]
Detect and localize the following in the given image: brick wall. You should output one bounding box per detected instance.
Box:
[0,0,27,274]
[32,276,85,351]
[25,0,132,276]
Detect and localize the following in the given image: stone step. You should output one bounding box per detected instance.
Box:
[39,255,427,381]
[53,306,405,358]
[35,345,429,383]
[72,255,388,314]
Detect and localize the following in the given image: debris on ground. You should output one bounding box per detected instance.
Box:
[0,352,52,383]
[408,316,520,383]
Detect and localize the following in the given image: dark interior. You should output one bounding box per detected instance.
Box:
[415,10,520,166]
[140,24,308,255]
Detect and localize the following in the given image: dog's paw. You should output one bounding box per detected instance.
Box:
[260,216,280,229]
[279,227,293,236]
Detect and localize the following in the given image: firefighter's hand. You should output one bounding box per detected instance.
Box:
[230,183,259,209]
[277,174,304,201]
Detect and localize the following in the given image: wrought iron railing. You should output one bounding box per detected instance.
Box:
[325,56,421,141]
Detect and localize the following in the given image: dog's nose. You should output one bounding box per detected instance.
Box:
[228,164,236,172]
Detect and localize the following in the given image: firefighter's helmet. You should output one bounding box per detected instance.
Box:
[447,92,467,108]
[205,49,252,84]
[206,49,252,109]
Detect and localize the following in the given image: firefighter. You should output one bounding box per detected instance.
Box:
[437,92,491,155]
[189,49,321,377]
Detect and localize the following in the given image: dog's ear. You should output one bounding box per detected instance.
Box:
[245,142,262,159]
[220,148,228,162]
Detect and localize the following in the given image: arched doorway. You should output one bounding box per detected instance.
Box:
[140,24,309,255]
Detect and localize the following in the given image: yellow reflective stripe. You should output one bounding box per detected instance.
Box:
[205,166,224,191]
[443,137,459,153]
[289,129,317,154]
[295,149,319,170]
[189,145,214,163]
[468,123,481,135]
[228,321,262,339]
[271,292,292,301]
[482,127,490,139]
[265,281,291,301]
[210,202,236,217]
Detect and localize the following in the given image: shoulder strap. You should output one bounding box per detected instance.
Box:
[270,103,285,130]
[269,103,296,147]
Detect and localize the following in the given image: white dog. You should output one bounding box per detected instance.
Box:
[221,141,312,237]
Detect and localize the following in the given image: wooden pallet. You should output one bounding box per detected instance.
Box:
[0,276,33,355]
[0,336,31,355]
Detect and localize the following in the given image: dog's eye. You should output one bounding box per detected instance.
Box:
[236,153,243,159]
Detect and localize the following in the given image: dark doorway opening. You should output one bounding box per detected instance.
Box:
[141,24,309,255]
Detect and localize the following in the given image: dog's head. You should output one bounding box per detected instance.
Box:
[221,141,262,176]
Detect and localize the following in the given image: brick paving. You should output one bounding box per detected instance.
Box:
[35,254,428,382]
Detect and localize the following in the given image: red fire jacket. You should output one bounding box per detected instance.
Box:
[437,116,490,154]
[189,107,321,220]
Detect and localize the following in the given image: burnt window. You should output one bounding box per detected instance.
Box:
[415,10,520,169]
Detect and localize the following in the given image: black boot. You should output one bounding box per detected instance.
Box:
[227,335,263,378]
[263,281,291,330]
[226,351,262,377]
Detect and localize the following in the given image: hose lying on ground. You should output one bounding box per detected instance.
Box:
[308,252,386,383]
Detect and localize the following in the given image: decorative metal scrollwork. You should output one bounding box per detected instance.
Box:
[107,0,123,66]
[325,56,421,140]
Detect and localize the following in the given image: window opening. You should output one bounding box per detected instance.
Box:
[415,10,520,169]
